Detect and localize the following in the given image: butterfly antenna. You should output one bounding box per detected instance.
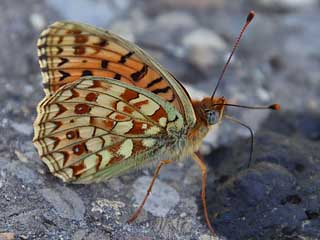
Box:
[211,11,255,100]
[224,115,254,168]
[213,103,281,110]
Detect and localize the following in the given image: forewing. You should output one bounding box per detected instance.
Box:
[33,77,185,183]
[37,21,196,127]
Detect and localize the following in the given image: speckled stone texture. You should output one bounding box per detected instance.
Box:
[205,112,320,239]
[0,0,320,239]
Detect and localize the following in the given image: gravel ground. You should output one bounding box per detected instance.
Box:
[0,0,319,239]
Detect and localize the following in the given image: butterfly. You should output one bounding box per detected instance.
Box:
[33,11,279,236]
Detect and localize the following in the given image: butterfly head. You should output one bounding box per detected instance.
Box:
[199,96,227,126]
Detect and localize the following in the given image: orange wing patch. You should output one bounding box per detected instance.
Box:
[37,21,184,115]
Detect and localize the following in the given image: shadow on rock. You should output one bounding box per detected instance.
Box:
[202,111,320,240]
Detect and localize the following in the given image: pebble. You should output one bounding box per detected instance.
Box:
[199,234,222,240]
[0,233,15,240]
[29,13,46,30]
[14,164,41,184]
[154,11,198,30]
[132,176,180,217]
[72,230,87,240]
[182,28,227,69]
[10,121,33,135]
[182,29,226,51]
[91,198,125,217]
[86,231,111,240]
[14,150,29,163]
[40,187,85,220]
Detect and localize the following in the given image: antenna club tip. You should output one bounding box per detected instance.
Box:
[269,103,281,110]
[247,11,255,22]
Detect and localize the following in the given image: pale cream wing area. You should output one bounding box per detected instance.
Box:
[33,77,187,183]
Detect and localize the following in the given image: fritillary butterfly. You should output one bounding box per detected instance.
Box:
[33,11,280,236]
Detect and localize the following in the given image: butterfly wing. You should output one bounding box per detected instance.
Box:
[37,21,196,127]
[33,77,186,183]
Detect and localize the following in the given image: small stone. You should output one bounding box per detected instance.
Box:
[0,233,15,240]
[182,29,226,51]
[40,187,85,220]
[86,231,111,240]
[131,176,180,217]
[14,150,29,163]
[199,234,222,240]
[72,230,87,240]
[14,164,41,184]
[256,87,271,102]
[182,29,227,69]
[155,11,198,30]
[10,121,33,135]
[180,212,187,218]
[91,198,125,216]
[29,13,46,30]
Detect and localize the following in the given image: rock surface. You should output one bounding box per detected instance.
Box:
[0,0,319,239]
[206,111,320,239]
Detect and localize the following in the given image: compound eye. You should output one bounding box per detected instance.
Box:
[206,110,219,125]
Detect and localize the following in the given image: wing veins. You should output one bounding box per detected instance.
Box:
[36,124,165,140]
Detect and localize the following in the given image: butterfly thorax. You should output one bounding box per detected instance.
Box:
[186,97,226,153]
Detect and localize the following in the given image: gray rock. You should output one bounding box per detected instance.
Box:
[204,111,320,239]
[29,13,46,30]
[10,121,33,135]
[155,11,198,31]
[40,187,85,220]
[1,0,320,239]
[131,176,180,217]
[182,28,227,69]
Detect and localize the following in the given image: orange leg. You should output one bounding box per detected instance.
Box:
[127,159,172,224]
[192,152,217,236]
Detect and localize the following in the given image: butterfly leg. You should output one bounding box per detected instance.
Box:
[192,151,217,236]
[127,159,172,224]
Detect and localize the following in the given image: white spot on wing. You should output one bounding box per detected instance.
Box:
[142,139,156,147]
[112,121,133,134]
[159,117,167,127]
[79,126,95,138]
[58,89,73,101]
[86,138,103,152]
[129,94,160,116]
[117,139,133,158]
[84,154,98,169]
[90,106,112,117]
[99,150,113,169]
[145,126,161,135]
